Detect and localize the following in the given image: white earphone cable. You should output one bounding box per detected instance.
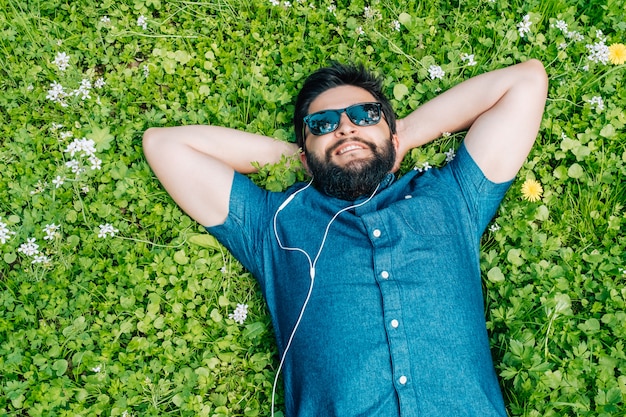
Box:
[270,181,380,416]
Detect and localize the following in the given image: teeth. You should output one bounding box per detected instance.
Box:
[338,145,362,155]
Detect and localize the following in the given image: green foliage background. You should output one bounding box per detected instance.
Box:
[0,0,625,415]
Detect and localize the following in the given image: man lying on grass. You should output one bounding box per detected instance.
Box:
[143,59,547,417]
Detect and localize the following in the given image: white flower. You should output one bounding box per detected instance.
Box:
[18,238,39,257]
[60,131,73,141]
[220,266,228,274]
[414,161,432,172]
[460,53,477,66]
[43,224,61,240]
[283,1,291,6]
[51,123,64,131]
[567,31,584,42]
[81,186,90,194]
[229,303,249,324]
[92,365,102,373]
[391,20,401,31]
[554,20,568,32]
[355,26,364,36]
[89,156,102,170]
[596,29,606,42]
[328,3,336,13]
[0,218,16,244]
[53,52,70,71]
[587,96,604,111]
[517,14,532,38]
[26,84,34,91]
[72,78,92,100]
[46,81,68,106]
[65,159,81,174]
[445,148,456,162]
[142,64,150,78]
[94,77,106,89]
[428,65,445,80]
[31,180,46,195]
[270,0,280,5]
[32,255,51,265]
[65,138,96,157]
[137,15,148,30]
[363,6,380,20]
[489,223,501,233]
[52,176,65,188]
[100,16,111,24]
[98,223,119,238]
[586,40,609,64]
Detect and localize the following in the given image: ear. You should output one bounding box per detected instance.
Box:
[391,132,400,151]
[391,133,403,173]
[299,148,311,174]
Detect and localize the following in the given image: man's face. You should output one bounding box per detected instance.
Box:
[301,85,398,200]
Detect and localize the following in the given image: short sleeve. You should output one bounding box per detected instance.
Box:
[448,143,513,236]
[206,172,281,279]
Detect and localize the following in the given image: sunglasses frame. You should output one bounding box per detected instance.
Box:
[303,102,383,137]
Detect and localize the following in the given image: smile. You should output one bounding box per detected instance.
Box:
[337,144,367,155]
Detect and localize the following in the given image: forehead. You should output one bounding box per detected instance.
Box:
[308,85,377,114]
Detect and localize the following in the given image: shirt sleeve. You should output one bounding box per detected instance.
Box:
[205,172,280,280]
[448,143,513,237]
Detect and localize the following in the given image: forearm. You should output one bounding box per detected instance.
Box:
[397,60,545,150]
[143,125,299,174]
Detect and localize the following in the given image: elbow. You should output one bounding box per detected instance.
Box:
[142,127,163,160]
[524,59,549,95]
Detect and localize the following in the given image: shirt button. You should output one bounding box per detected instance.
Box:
[381,271,389,279]
[390,319,399,328]
[373,229,381,238]
[399,375,408,385]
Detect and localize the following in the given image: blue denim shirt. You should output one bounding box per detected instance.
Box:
[208,143,512,417]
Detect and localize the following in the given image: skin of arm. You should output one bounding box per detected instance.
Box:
[142,125,298,227]
[394,59,548,183]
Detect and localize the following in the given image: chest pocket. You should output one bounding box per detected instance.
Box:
[395,196,458,236]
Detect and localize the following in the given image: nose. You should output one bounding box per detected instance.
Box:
[334,112,358,136]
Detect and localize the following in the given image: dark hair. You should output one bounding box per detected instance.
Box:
[294,62,397,149]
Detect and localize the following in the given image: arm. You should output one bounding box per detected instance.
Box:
[396,59,548,182]
[143,125,299,227]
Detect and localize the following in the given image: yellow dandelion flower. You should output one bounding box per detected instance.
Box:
[521,179,543,202]
[608,43,626,65]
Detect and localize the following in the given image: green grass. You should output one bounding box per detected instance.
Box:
[1,0,625,415]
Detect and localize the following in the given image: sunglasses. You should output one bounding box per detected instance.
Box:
[303,102,383,136]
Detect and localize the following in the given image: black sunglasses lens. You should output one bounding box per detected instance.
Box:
[346,103,381,126]
[306,111,341,135]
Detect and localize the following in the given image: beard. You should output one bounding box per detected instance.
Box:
[304,136,396,201]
